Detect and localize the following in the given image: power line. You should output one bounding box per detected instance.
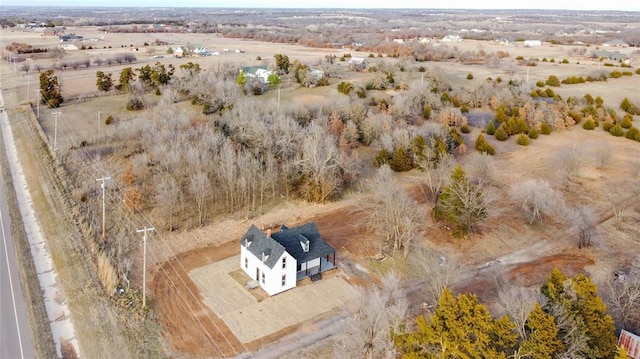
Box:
[51,110,254,358]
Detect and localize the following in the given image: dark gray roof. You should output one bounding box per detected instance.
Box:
[271,223,335,264]
[240,225,286,269]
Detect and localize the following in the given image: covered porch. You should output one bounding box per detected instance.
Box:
[296,254,336,282]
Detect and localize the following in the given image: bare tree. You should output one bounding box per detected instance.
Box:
[601,257,640,333]
[497,286,539,339]
[408,245,459,306]
[464,152,496,186]
[189,171,209,227]
[361,165,424,256]
[335,272,407,359]
[414,153,455,203]
[567,205,601,248]
[154,176,180,231]
[297,122,344,202]
[549,146,585,189]
[509,179,565,224]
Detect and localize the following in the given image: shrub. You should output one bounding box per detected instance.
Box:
[355,87,366,98]
[423,105,432,119]
[610,71,623,79]
[625,127,639,140]
[620,115,633,129]
[528,128,539,139]
[582,118,596,130]
[584,93,594,105]
[602,120,614,132]
[475,134,495,155]
[515,55,525,61]
[636,68,640,75]
[535,81,545,87]
[620,97,633,112]
[126,97,144,111]
[337,81,353,95]
[609,124,625,137]
[460,104,469,114]
[418,66,426,72]
[389,147,414,172]
[568,111,582,124]
[105,115,114,125]
[466,73,474,80]
[494,125,509,141]
[540,122,552,135]
[486,121,496,135]
[516,133,530,146]
[460,123,471,133]
[513,118,529,134]
[561,58,569,64]
[374,149,392,167]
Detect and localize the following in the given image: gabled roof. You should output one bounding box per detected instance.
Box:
[348,57,366,65]
[240,225,286,269]
[271,223,335,264]
[242,65,269,75]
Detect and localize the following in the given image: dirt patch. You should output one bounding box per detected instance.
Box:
[150,241,246,358]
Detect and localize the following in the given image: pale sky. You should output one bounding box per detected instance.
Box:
[2,0,639,11]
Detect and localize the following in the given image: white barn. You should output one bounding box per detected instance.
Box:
[240,223,336,296]
[524,40,542,47]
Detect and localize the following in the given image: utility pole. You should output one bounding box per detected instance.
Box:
[36,90,40,118]
[136,227,154,308]
[96,176,111,240]
[51,111,61,151]
[97,111,100,146]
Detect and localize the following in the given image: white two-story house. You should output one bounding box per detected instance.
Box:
[240,223,336,296]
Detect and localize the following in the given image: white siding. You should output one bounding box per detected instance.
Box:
[240,246,296,296]
[299,257,321,272]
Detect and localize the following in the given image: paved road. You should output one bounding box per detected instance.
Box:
[0,101,35,358]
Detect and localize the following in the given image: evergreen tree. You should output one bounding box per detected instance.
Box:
[396,288,515,358]
[520,303,564,359]
[435,165,487,236]
[116,67,135,92]
[486,120,496,135]
[411,135,428,165]
[95,71,113,92]
[620,97,632,112]
[495,105,508,123]
[540,122,552,135]
[475,133,495,155]
[389,147,414,172]
[236,71,246,85]
[39,69,63,108]
[571,274,617,358]
[495,124,509,141]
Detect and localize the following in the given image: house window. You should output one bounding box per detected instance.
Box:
[281,274,286,287]
[282,257,286,269]
[261,272,265,284]
[244,257,248,269]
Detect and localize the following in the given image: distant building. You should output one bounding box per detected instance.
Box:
[242,65,273,83]
[591,50,629,61]
[618,330,640,359]
[524,40,542,47]
[348,57,368,71]
[603,39,629,48]
[59,33,83,42]
[442,34,462,42]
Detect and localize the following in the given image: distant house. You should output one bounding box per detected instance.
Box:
[524,40,542,47]
[59,33,83,42]
[192,45,207,57]
[603,39,629,48]
[442,34,462,42]
[308,68,325,81]
[242,65,273,83]
[240,223,336,296]
[172,46,184,58]
[61,44,78,51]
[618,330,640,359]
[348,57,368,71]
[591,50,629,62]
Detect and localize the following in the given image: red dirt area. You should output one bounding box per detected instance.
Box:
[459,252,594,304]
[507,252,595,287]
[150,240,245,358]
[306,205,374,258]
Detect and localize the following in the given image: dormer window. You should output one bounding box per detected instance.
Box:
[300,236,310,253]
[244,237,252,247]
[261,249,271,263]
